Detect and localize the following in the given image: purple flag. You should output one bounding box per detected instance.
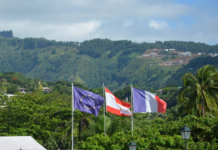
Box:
[73,87,105,116]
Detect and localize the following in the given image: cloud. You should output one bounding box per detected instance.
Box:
[50,21,101,38]
[0,20,101,41]
[149,20,168,29]
[123,19,134,27]
[0,0,217,44]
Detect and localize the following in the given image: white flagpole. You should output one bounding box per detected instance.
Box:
[131,84,133,136]
[103,83,106,136]
[72,83,74,150]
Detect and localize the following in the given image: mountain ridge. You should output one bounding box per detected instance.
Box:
[0,31,218,91]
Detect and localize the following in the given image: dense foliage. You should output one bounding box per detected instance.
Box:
[178,65,218,117]
[2,92,218,149]
[0,72,45,94]
[0,30,13,38]
[0,32,218,91]
[0,65,218,149]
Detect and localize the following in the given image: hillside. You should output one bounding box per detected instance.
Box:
[0,31,218,91]
[165,55,218,86]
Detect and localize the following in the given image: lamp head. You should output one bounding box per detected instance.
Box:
[129,141,137,150]
[180,125,192,140]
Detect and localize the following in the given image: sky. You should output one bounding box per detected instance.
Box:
[0,0,218,45]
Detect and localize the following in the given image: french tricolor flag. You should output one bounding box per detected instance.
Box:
[132,87,167,113]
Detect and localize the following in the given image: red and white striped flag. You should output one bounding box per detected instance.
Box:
[105,87,132,116]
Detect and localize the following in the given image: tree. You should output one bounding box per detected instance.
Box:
[0,92,69,149]
[178,65,218,117]
[7,84,18,94]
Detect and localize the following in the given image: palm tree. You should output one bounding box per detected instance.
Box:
[178,65,218,117]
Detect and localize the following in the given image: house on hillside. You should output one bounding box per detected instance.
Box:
[43,87,52,92]
[197,52,206,56]
[161,61,175,66]
[142,54,150,57]
[140,53,157,58]
[19,88,26,94]
[150,53,157,57]
[177,60,184,64]
[177,52,191,57]
[208,53,218,57]
[4,93,15,98]
[156,89,163,94]
[0,78,7,82]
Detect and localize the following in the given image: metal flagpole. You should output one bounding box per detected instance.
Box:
[72,83,74,150]
[103,83,106,136]
[131,84,133,136]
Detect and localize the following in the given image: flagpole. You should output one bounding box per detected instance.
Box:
[72,83,74,150]
[103,83,106,136]
[131,84,133,136]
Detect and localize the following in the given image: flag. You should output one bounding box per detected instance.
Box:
[105,87,132,116]
[73,86,105,116]
[132,87,167,113]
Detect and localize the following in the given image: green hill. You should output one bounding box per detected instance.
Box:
[0,31,218,91]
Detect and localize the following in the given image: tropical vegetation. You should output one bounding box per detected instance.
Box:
[1,31,218,149]
[178,65,218,117]
[0,65,218,149]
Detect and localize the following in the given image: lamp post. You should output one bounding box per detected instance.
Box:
[129,141,137,150]
[180,125,192,150]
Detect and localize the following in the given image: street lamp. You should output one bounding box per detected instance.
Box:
[129,141,137,150]
[180,125,192,150]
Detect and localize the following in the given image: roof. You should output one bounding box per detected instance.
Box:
[43,87,51,90]
[0,136,46,150]
[4,93,15,98]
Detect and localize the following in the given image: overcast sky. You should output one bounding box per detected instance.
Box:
[0,0,217,45]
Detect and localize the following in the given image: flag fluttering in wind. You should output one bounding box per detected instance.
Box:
[132,87,167,113]
[105,87,132,116]
[73,86,105,116]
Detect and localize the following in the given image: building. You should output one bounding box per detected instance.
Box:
[0,136,46,150]
[4,93,15,98]
[150,53,157,57]
[140,53,157,57]
[162,61,175,66]
[43,87,52,92]
[19,88,26,94]
[177,52,191,57]
[142,54,150,57]
[156,89,163,94]
[177,60,184,64]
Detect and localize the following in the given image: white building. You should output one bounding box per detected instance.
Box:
[43,87,52,92]
[150,53,157,57]
[177,52,191,57]
[142,54,150,57]
[4,93,15,98]
[19,88,26,94]
[0,136,46,150]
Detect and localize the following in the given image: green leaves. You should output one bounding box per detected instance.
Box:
[0,92,69,149]
[178,65,218,116]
